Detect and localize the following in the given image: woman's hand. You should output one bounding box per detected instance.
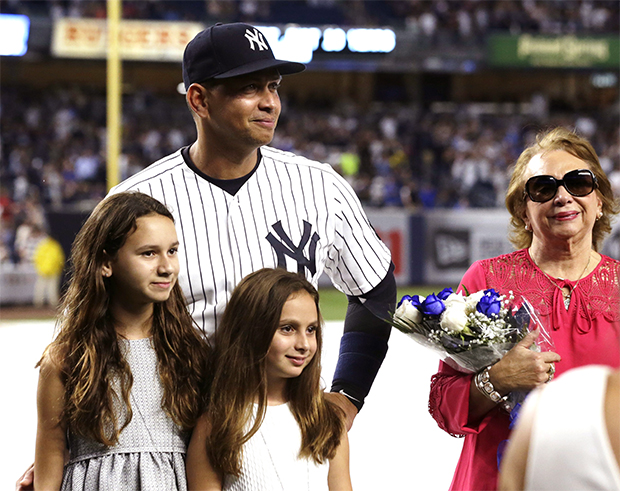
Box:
[468,330,561,424]
[490,330,561,394]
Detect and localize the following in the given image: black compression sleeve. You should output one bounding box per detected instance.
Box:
[330,262,396,410]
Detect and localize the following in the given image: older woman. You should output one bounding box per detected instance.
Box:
[428,127,620,491]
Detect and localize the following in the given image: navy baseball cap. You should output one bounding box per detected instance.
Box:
[182,23,305,90]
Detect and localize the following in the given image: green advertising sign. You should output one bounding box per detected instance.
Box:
[489,34,619,68]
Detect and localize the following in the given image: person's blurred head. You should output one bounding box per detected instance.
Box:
[505,127,618,250]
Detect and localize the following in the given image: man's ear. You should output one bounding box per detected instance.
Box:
[186,84,209,117]
[101,251,113,278]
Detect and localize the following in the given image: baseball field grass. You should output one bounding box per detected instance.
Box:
[318,285,457,321]
[0,285,456,323]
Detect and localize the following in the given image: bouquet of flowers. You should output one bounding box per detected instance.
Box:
[392,287,553,410]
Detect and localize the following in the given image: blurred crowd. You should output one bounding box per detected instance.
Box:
[1,0,619,268]
[276,100,620,209]
[1,84,619,266]
[5,0,619,39]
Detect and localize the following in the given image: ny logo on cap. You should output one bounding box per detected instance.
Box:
[244,28,268,51]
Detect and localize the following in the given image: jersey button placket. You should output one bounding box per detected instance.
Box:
[226,197,243,284]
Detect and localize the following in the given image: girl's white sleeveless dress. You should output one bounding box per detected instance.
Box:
[223,403,330,491]
[61,338,189,491]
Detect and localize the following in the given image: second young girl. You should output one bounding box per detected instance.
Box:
[187,268,352,490]
[34,192,210,490]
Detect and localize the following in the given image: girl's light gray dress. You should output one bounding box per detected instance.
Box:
[61,338,189,491]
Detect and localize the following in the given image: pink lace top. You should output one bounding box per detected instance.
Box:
[428,249,620,491]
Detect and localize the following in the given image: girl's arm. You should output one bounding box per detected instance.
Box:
[34,353,67,491]
[186,413,223,491]
[327,430,352,491]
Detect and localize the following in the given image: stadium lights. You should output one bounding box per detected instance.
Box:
[322,28,347,52]
[590,72,618,88]
[347,28,396,53]
[0,14,30,56]
[257,25,396,64]
[260,25,321,64]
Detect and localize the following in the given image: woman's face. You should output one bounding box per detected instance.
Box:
[523,150,602,248]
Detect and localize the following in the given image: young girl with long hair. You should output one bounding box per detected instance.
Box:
[34,192,210,491]
[186,268,352,490]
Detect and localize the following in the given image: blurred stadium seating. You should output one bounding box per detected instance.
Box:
[1,0,619,297]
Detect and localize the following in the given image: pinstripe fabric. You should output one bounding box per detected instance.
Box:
[110,146,391,338]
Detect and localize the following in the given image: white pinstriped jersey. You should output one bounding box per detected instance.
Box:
[109,145,391,337]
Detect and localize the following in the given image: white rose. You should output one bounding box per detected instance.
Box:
[440,301,469,333]
[443,292,466,309]
[394,297,423,326]
[465,290,484,313]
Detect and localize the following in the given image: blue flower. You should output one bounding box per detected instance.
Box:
[477,291,502,317]
[397,294,425,309]
[509,403,522,430]
[437,287,454,300]
[410,295,423,308]
[421,294,446,316]
[484,288,501,299]
[397,295,412,308]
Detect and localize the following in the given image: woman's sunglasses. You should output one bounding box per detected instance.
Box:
[524,169,598,203]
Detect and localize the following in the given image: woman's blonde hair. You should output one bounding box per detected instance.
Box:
[505,127,618,250]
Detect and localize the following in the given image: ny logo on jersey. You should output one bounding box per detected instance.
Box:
[244,28,268,51]
[266,220,319,276]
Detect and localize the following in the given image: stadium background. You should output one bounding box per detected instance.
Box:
[0,1,619,489]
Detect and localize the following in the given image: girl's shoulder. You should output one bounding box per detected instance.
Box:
[38,344,65,376]
[37,345,67,409]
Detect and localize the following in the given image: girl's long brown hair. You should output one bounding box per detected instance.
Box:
[41,192,210,446]
[207,268,345,476]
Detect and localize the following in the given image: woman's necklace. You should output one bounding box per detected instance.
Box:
[535,252,592,310]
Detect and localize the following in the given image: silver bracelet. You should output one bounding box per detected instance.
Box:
[474,366,508,406]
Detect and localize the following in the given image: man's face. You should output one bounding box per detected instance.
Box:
[203,68,282,151]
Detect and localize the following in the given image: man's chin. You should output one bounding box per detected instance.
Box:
[251,134,275,148]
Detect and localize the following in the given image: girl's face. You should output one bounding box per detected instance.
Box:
[102,214,180,307]
[265,290,318,384]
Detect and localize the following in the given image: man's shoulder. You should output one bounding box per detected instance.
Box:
[110,149,185,194]
[261,146,334,172]
[261,145,352,189]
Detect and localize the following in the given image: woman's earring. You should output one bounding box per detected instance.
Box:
[596,211,603,221]
[524,223,531,231]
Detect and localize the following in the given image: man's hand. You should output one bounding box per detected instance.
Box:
[15,463,34,491]
[325,392,358,431]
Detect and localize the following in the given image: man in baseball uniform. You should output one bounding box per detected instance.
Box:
[15,22,396,489]
[109,22,397,428]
